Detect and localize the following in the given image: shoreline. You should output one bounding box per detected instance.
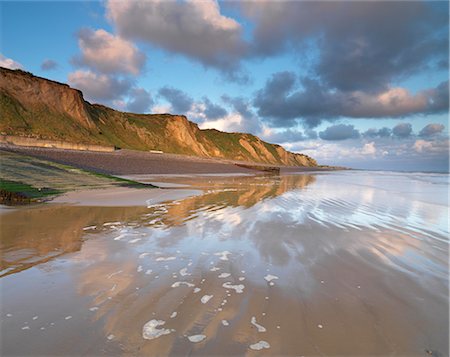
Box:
[0,144,344,176]
[50,186,203,207]
[0,146,345,209]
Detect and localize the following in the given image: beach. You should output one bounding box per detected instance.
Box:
[1,166,448,356]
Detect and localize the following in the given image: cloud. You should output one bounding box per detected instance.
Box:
[158,86,193,113]
[40,59,58,71]
[319,124,360,141]
[221,95,262,134]
[254,73,337,128]
[126,87,153,113]
[361,142,376,155]
[413,138,449,154]
[198,113,243,132]
[192,94,262,134]
[413,139,433,153]
[392,123,412,138]
[202,97,228,119]
[151,104,172,114]
[73,28,145,75]
[424,80,449,114]
[363,127,392,138]
[419,123,445,137]
[0,54,23,69]
[254,72,448,127]
[106,0,247,76]
[242,1,448,92]
[263,129,305,143]
[68,70,132,102]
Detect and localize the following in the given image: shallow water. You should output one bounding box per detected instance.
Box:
[1,171,448,356]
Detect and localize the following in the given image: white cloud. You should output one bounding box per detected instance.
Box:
[75,28,145,75]
[413,139,434,153]
[151,104,172,114]
[199,113,243,132]
[361,142,376,155]
[106,0,246,73]
[68,70,132,102]
[0,54,23,70]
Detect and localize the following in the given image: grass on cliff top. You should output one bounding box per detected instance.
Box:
[0,150,156,205]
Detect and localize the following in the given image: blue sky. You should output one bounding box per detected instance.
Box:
[1,0,449,172]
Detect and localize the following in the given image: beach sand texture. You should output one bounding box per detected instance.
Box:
[1,171,448,356]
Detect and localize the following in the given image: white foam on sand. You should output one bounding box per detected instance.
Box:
[249,341,270,350]
[171,282,195,288]
[139,252,150,259]
[83,225,97,230]
[214,251,231,261]
[218,273,231,278]
[210,267,220,272]
[104,222,121,226]
[156,256,176,262]
[194,288,201,293]
[222,282,245,293]
[221,320,229,326]
[239,277,245,281]
[142,319,174,340]
[137,265,143,273]
[89,307,99,312]
[179,268,189,276]
[264,274,279,283]
[170,312,177,319]
[251,316,267,332]
[188,334,206,343]
[201,295,213,304]
[145,269,152,275]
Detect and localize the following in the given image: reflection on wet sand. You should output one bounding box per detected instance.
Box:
[1,172,448,356]
[151,174,316,227]
[0,175,314,277]
[0,205,148,277]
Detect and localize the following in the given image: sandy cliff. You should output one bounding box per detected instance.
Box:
[0,67,317,166]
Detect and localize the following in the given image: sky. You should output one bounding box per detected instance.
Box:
[1,0,449,172]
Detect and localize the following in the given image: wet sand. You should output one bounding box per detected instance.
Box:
[51,187,202,207]
[0,172,448,356]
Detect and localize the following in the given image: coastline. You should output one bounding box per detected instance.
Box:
[0,144,343,176]
[0,145,346,209]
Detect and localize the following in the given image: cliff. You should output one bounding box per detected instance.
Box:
[0,67,317,166]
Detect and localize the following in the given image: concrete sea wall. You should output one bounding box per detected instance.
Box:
[0,135,115,152]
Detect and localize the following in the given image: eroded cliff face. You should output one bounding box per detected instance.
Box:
[0,67,317,166]
[0,68,94,130]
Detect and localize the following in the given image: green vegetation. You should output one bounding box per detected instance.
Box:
[0,150,156,205]
[0,179,61,204]
[83,170,157,189]
[202,129,252,159]
[0,67,318,167]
